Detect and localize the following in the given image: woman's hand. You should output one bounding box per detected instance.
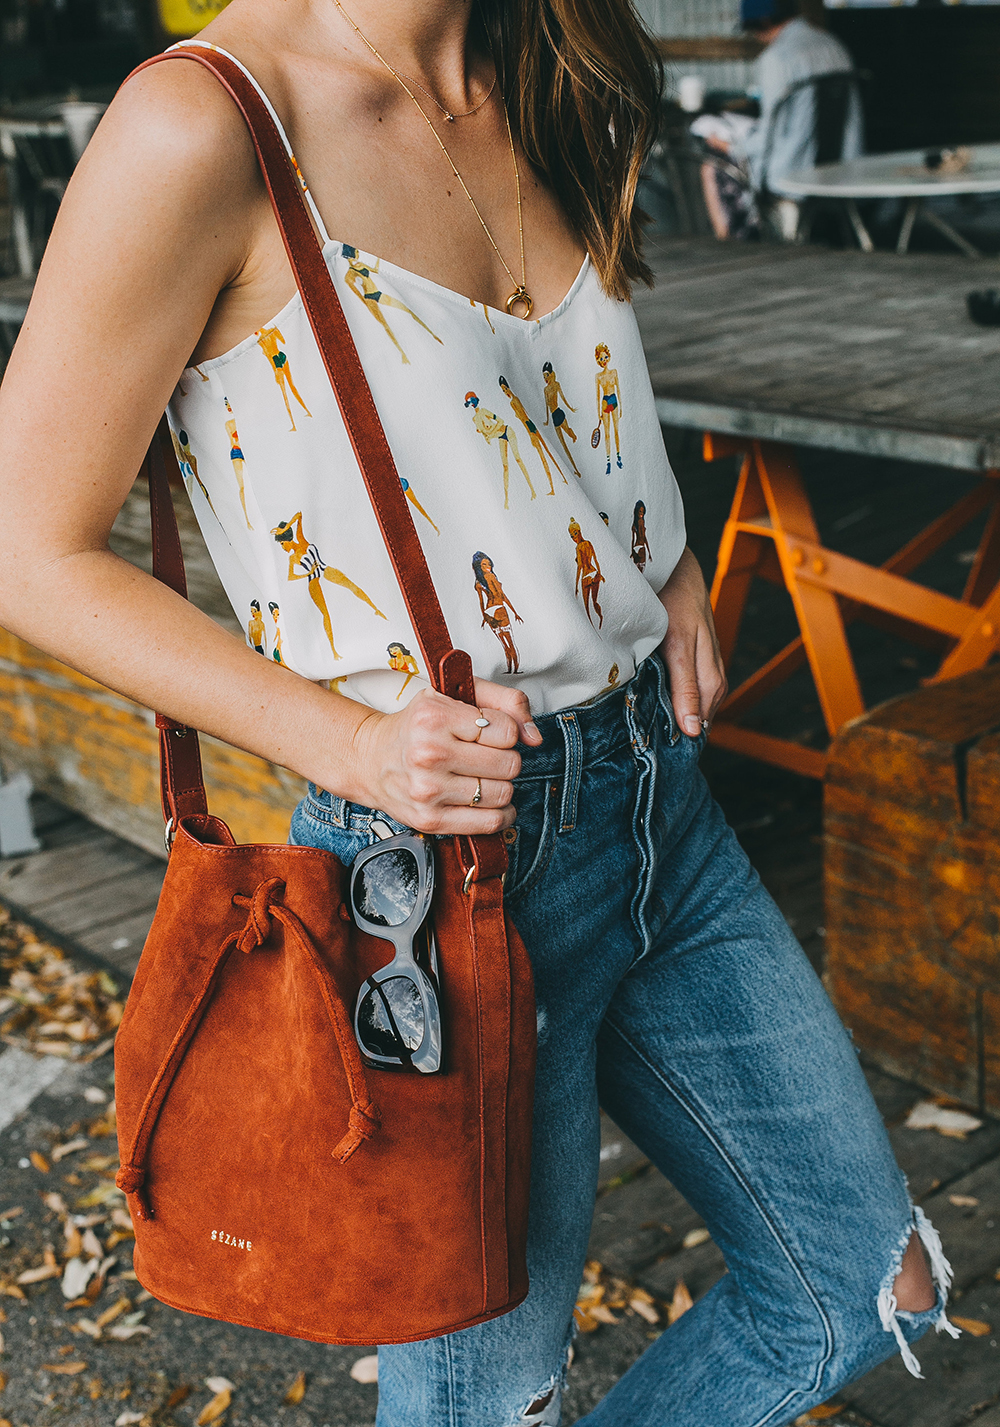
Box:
[658,546,727,738]
[349,679,542,836]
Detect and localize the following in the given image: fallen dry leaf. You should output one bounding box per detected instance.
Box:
[573,1307,601,1333]
[75,1181,123,1209]
[94,1297,131,1329]
[0,1284,25,1302]
[196,1386,232,1425]
[350,1355,378,1384]
[0,1372,6,1392]
[951,1315,991,1336]
[80,1228,103,1260]
[73,1319,101,1340]
[108,1324,151,1341]
[806,1404,845,1420]
[629,1294,659,1324]
[84,1086,107,1104]
[588,1303,619,1324]
[40,1193,66,1216]
[61,1256,99,1300]
[0,912,123,1056]
[667,1279,694,1325]
[82,1155,119,1173]
[52,1138,89,1163]
[581,1260,602,1285]
[284,1370,307,1405]
[16,1262,60,1285]
[0,1328,5,1354]
[682,1227,710,1249]
[64,1223,83,1259]
[0,1209,22,1222]
[948,1195,979,1208]
[205,1377,234,1394]
[115,1414,145,1427]
[166,1386,191,1410]
[29,1151,50,1174]
[42,1360,88,1375]
[88,1378,103,1400]
[904,1101,982,1137]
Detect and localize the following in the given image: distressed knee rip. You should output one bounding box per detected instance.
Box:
[877,1206,960,1378]
[511,1342,572,1426]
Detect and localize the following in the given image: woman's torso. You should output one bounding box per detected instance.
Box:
[167,44,685,715]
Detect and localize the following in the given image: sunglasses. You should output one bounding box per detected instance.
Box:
[350,829,442,1074]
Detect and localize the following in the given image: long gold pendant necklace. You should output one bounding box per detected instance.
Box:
[332,0,532,319]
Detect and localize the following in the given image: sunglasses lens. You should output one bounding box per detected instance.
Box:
[352,847,420,927]
[357,976,425,1058]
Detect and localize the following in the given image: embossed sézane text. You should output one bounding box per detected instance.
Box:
[211,1231,252,1250]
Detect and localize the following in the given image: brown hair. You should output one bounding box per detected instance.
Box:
[479,0,663,302]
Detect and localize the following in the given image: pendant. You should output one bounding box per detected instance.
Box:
[506,286,533,319]
[445,113,455,122]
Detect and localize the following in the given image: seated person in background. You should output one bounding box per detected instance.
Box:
[698,0,862,239]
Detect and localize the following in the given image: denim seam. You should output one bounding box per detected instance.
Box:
[504,784,559,905]
[556,712,583,833]
[601,1016,836,1422]
[623,697,657,960]
[443,1332,458,1427]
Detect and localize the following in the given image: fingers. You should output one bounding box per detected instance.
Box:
[473,678,542,745]
[696,621,728,724]
[667,646,704,738]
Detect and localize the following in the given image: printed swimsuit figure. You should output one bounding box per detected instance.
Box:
[595,342,622,475]
[472,551,523,674]
[541,361,582,478]
[464,392,536,508]
[499,376,567,495]
[631,499,650,572]
[247,599,266,655]
[256,325,312,433]
[387,641,420,700]
[342,246,443,365]
[400,477,439,534]
[224,396,252,529]
[170,428,218,517]
[569,516,605,629]
[268,602,284,663]
[271,512,386,659]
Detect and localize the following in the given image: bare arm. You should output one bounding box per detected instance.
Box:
[0,63,539,836]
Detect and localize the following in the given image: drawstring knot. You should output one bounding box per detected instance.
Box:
[234,877,285,952]
[334,1098,381,1162]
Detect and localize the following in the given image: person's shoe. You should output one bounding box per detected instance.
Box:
[617,453,622,469]
[606,460,611,475]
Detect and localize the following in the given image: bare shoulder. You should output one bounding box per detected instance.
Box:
[83,55,263,221]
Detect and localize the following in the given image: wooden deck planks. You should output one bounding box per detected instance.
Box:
[634,240,1000,468]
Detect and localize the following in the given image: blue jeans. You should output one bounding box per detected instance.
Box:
[289,656,953,1427]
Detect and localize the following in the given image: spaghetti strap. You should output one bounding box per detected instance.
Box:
[167,40,334,247]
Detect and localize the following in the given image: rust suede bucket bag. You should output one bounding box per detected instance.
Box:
[112,45,537,1347]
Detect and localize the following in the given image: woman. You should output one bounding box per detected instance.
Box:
[0,0,948,1422]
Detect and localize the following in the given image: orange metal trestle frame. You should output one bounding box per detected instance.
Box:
[705,433,1000,779]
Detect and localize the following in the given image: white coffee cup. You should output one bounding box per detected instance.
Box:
[678,76,706,113]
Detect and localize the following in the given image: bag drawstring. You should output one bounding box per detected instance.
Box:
[116,877,380,1220]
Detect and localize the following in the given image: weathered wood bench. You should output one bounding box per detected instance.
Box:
[825,664,1000,1115]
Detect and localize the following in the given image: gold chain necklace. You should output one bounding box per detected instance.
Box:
[402,68,498,123]
[332,0,532,318]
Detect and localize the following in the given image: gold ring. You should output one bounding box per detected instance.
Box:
[470,777,483,807]
[472,710,490,743]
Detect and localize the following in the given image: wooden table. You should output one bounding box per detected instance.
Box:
[633,238,1000,779]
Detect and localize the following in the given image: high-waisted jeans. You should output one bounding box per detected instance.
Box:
[289,656,954,1427]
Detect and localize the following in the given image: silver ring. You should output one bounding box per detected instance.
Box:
[470,777,483,806]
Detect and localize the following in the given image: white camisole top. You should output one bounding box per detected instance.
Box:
[167,44,686,716]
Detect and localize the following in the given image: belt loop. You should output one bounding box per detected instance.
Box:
[330,796,349,828]
[556,712,583,834]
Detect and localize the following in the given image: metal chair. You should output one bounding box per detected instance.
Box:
[757,70,869,246]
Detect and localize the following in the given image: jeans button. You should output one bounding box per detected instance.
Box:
[502,827,518,844]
